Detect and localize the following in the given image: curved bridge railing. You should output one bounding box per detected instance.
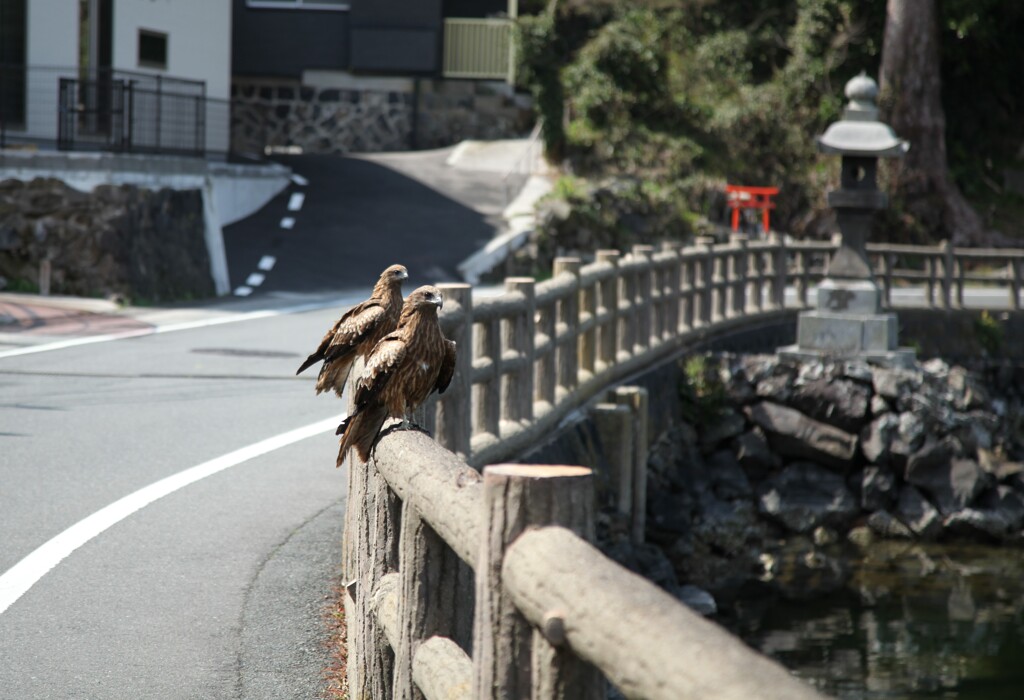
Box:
[344,234,1024,700]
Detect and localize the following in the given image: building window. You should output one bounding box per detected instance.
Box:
[245,0,350,9]
[138,29,167,70]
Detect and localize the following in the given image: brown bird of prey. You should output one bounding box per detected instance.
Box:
[335,285,456,466]
[295,264,408,396]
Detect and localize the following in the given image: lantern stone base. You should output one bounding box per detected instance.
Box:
[779,309,916,368]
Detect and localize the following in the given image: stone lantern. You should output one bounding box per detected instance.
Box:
[782,72,915,366]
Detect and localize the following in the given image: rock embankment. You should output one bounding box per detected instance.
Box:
[0,177,213,301]
[602,353,1024,611]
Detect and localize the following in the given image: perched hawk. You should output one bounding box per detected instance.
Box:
[296,264,408,397]
[335,285,457,466]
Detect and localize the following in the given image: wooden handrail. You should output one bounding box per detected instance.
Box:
[344,236,1024,699]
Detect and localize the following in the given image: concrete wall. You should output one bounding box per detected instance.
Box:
[24,1,78,143]
[112,0,231,99]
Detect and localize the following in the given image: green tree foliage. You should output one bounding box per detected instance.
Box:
[515,0,1024,245]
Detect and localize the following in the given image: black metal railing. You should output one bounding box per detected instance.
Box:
[1,64,229,157]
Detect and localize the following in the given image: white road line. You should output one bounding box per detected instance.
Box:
[290,173,308,187]
[234,285,254,297]
[257,255,277,271]
[280,217,295,229]
[0,294,364,360]
[287,193,305,211]
[0,416,339,617]
[245,272,266,287]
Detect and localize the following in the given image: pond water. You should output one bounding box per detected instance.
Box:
[730,542,1024,700]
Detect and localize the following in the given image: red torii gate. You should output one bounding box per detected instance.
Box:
[726,184,779,235]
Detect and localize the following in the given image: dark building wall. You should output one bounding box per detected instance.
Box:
[232,0,350,77]
[443,0,508,17]
[349,0,443,74]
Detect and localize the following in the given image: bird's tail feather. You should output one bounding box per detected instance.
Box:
[336,405,388,467]
[295,352,321,376]
[316,358,354,397]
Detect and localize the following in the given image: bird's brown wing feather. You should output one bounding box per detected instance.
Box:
[296,300,384,375]
[435,339,457,394]
[353,334,407,411]
[323,303,386,361]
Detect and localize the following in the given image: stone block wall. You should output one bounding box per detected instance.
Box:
[231,78,533,156]
[0,178,214,302]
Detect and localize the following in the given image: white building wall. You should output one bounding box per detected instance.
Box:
[23,1,79,142]
[111,0,231,100]
[112,0,232,152]
[17,0,231,153]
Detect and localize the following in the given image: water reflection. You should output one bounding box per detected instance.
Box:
[731,542,1024,699]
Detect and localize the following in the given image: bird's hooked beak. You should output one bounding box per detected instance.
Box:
[431,292,444,308]
[397,268,409,280]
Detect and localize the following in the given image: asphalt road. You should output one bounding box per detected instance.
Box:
[223,148,507,295]
[0,144,515,699]
[0,305,357,699]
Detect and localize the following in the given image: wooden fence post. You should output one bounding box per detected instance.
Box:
[504,278,536,425]
[437,283,473,458]
[478,310,502,441]
[595,250,620,370]
[631,245,654,353]
[728,233,748,317]
[552,257,581,400]
[345,451,401,699]
[592,403,634,516]
[939,240,953,310]
[660,241,683,338]
[579,263,598,381]
[614,386,649,545]
[694,236,715,325]
[768,231,787,310]
[472,464,601,700]
[392,506,474,700]
[1009,257,1021,311]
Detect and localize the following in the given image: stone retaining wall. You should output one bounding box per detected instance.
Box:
[0,178,213,302]
[230,78,533,155]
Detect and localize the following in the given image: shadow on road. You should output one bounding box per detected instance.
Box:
[223,153,503,294]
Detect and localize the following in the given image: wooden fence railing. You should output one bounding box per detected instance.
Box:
[345,235,1024,699]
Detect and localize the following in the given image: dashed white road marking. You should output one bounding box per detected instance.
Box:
[287,193,305,211]
[280,217,295,229]
[0,416,339,616]
[257,256,277,272]
[290,173,308,187]
[245,272,266,287]
[233,285,254,297]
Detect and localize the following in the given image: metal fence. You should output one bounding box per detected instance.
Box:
[1,65,229,156]
[442,18,515,82]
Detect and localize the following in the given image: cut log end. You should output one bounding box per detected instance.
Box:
[484,464,592,479]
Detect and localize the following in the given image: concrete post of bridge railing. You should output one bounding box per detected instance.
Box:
[592,402,634,519]
[728,233,748,317]
[1011,256,1023,311]
[660,240,683,338]
[392,503,474,700]
[694,236,716,326]
[579,262,598,379]
[595,250,620,371]
[436,283,472,458]
[503,278,536,424]
[631,245,654,353]
[553,257,581,399]
[614,386,649,545]
[343,382,401,700]
[938,241,953,310]
[473,464,602,700]
[767,231,787,310]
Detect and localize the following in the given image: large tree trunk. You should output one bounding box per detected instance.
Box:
[879,0,985,246]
